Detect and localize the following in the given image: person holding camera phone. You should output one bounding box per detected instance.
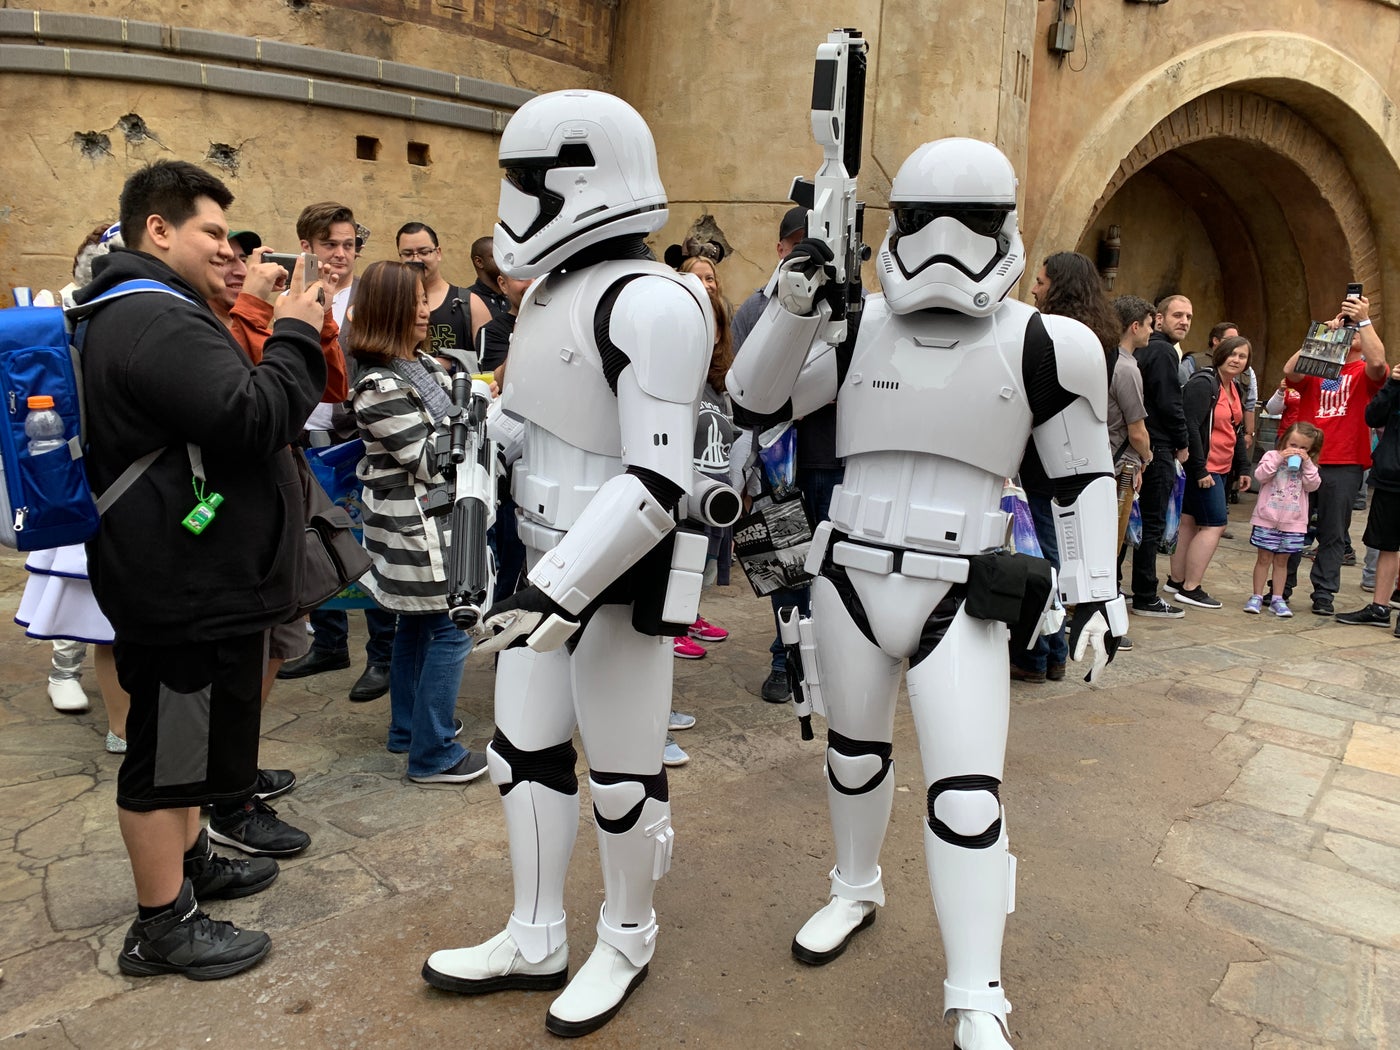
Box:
[347,260,487,785]
[1282,286,1389,616]
[279,202,400,702]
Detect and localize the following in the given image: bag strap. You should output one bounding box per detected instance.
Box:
[63,280,197,324]
[94,448,164,514]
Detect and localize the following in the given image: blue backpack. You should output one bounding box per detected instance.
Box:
[0,280,190,551]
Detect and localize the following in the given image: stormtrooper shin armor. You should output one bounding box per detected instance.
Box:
[425,89,714,1037]
[730,138,1125,1042]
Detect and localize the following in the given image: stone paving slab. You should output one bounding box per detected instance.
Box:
[1347,723,1400,778]
[1313,790,1400,848]
[1222,744,1333,817]
[1212,955,1350,1046]
[1157,819,1400,949]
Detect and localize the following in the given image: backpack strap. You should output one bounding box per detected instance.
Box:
[61,281,199,515]
[94,448,164,515]
[62,279,197,324]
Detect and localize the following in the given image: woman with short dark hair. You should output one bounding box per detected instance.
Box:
[349,261,487,784]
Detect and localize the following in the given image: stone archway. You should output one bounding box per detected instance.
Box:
[1029,32,1400,354]
[1090,90,1380,309]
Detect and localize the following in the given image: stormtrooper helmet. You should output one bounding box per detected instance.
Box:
[494,90,668,278]
[876,138,1025,317]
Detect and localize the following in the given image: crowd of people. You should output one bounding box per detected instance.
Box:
[1015,257,1395,672]
[7,119,1394,1048]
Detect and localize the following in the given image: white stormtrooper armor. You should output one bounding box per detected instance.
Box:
[420,89,716,1039]
[729,138,1127,1049]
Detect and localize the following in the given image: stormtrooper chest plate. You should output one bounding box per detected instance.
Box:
[836,298,1036,479]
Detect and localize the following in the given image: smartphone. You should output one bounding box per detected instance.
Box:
[263,252,320,283]
[1346,282,1363,300]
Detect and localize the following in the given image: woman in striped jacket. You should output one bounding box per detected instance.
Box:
[348,261,488,785]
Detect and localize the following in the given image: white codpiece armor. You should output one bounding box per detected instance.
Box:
[730,137,1125,1050]
[421,89,720,1040]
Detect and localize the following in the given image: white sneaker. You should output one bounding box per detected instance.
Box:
[952,1009,1013,1049]
[47,677,89,713]
[545,940,648,1038]
[791,897,876,965]
[663,735,689,767]
[422,928,568,994]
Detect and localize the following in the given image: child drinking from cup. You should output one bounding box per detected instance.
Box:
[1246,422,1323,617]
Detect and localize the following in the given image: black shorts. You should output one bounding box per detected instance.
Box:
[114,632,267,812]
[1363,488,1400,552]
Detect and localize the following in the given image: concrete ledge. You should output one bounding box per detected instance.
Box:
[0,43,499,132]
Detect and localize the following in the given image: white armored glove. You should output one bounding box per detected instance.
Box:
[472,585,580,655]
[1066,595,1128,684]
[773,237,835,316]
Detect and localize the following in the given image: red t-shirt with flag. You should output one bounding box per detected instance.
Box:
[1290,358,1385,466]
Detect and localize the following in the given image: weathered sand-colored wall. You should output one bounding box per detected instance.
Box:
[0,0,612,293]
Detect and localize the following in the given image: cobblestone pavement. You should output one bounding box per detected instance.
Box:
[0,502,1397,1049]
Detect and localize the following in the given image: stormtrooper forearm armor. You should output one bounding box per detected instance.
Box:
[726,293,827,415]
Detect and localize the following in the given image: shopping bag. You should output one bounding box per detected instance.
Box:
[999,486,1043,559]
[1126,496,1143,549]
[303,438,376,610]
[1161,462,1186,554]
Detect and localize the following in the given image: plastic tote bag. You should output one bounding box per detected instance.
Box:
[999,482,1043,559]
[1162,461,1186,553]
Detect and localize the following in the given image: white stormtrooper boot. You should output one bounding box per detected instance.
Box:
[422,748,577,995]
[952,1009,1014,1049]
[546,784,671,1036]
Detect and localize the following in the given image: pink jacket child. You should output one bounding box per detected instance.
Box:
[1251,450,1321,532]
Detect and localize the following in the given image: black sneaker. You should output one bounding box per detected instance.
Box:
[118,879,270,980]
[409,750,489,784]
[1312,597,1335,617]
[185,828,278,900]
[1336,603,1392,627]
[1175,586,1222,609]
[1131,596,1186,618]
[1117,635,1134,651]
[208,799,311,857]
[253,769,296,802]
[1389,589,1400,611]
[276,648,351,680]
[1163,578,1183,594]
[760,668,791,703]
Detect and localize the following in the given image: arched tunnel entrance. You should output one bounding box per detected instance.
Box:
[1076,90,1378,389]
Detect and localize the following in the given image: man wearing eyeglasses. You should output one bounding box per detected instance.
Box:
[396,222,475,367]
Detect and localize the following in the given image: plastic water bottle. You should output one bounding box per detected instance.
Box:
[24,395,65,456]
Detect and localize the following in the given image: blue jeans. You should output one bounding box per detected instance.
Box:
[768,466,843,672]
[309,606,398,667]
[1011,493,1069,674]
[387,612,471,778]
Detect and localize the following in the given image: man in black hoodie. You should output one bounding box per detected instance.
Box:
[78,160,326,980]
[1129,294,1192,617]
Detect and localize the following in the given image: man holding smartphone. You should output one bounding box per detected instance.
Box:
[278,201,399,702]
[1282,286,1389,616]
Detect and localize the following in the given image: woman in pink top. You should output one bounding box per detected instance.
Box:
[1169,337,1253,608]
[1245,422,1323,616]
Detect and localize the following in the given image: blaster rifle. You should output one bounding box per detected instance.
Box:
[788,27,869,346]
[420,352,498,631]
[778,605,815,741]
